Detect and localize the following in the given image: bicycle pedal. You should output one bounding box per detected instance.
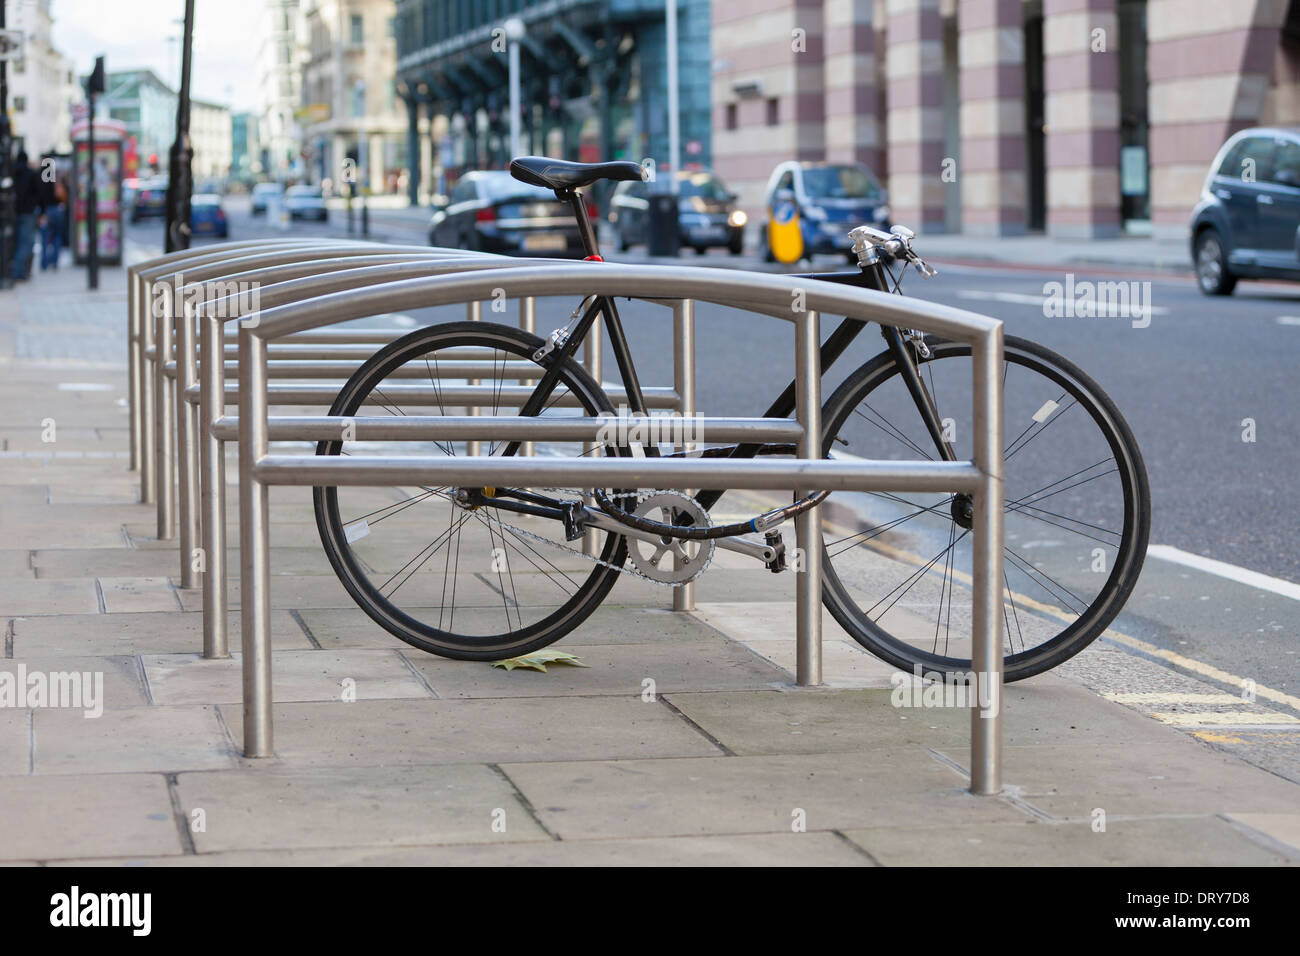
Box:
[764,530,787,573]
[561,501,586,541]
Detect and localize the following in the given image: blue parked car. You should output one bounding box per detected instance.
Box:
[191,194,229,238]
[1190,126,1300,295]
[761,161,890,263]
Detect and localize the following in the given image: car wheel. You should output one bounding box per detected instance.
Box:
[617,230,630,252]
[1195,228,1237,296]
[728,237,744,255]
[693,246,707,255]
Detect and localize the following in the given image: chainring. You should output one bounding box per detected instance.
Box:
[624,491,714,585]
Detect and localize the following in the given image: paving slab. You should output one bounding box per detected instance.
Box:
[405,639,789,699]
[0,710,29,775]
[0,655,148,710]
[9,609,313,656]
[0,551,35,578]
[1225,813,1300,858]
[98,576,182,612]
[502,751,1028,840]
[32,704,236,775]
[142,649,432,705]
[49,831,871,866]
[664,681,1167,756]
[935,740,1300,818]
[841,817,1298,866]
[33,548,185,579]
[173,764,549,853]
[0,578,100,615]
[0,773,182,861]
[217,696,722,767]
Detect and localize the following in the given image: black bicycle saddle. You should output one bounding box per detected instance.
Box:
[509,156,646,191]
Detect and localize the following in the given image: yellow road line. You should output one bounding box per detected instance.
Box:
[1147,711,1300,727]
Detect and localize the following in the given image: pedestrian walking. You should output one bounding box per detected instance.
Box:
[10,152,46,281]
[40,172,68,271]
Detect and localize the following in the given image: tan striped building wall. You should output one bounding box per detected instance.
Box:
[712,0,1300,238]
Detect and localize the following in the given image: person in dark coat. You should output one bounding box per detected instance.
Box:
[11,152,46,281]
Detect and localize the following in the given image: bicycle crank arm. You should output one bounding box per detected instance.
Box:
[581,511,778,565]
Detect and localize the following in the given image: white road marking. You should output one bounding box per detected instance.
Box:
[57,382,114,391]
[1147,544,1300,602]
[1146,711,1300,728]
[1104,692,1244,706]
[1276,316,1300,325]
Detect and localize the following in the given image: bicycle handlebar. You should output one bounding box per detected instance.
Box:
[848,224,938,279]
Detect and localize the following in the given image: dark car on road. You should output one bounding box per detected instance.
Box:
[129,177,169,222]
[608,170,746,254]
[1191,126,1300,295]
[429,170,583,256]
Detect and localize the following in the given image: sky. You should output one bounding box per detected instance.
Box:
[48,0,265,111]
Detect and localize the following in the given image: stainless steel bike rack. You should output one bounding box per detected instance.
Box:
[223,262,1006,795]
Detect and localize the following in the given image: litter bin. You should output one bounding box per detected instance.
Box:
[647,192,680,257]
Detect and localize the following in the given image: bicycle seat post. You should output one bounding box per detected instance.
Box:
[558,188,602,259]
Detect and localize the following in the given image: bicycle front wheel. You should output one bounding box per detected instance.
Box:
[819,334,1150,682]
[313,320,628,661]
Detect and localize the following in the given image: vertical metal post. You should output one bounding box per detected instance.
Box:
[155,282,177,538]
[128,272,142,471]
[467,299,481,457]
[521,296,535,457]
[200,313,229,659]
[672,299,696,612]
[582,317,604,556]
[238,325,273,757]
[177,301,200,587]
[793,309,822,686]
[140,274,156,503]
[969,327,1005,795]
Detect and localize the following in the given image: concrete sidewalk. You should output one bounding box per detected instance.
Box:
[0,261,1296,866]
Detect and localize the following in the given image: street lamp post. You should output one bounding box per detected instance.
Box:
[666,0,680,194]
[164,0,195,253]
[504,17,525,161]
[0,3,15,290]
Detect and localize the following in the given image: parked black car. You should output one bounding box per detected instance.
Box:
[128,177,169,222]
[608,170,746,254]
[1191,126,1300,295]
[429,170,584,256]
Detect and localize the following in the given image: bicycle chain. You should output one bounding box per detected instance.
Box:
[473,488,713,588]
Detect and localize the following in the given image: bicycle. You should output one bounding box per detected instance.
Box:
[312,156,1151,683]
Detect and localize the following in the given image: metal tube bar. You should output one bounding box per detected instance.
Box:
[200,314,229,659]
[177,303,201,587]
[210,415,800,444]
[217,360,548,379]
[794,310,822,687]
[969,329,1005,795]
[155,285,177,538]
[238,327,273,757]
[252,454,981,494]
[673,299,697,613]
[521,296,536,457]
[201,384,682,407]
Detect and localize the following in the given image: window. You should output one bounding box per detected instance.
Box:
[350,13,364,45]
[351,84,366,118]
[1219,136,1275,183]
[1268,139,1300,188]
[725,103,737,130]
[765,98,779,126]
[13,96,25,112]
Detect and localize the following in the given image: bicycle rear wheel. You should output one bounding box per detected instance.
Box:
[819,334,1150,682]
[313,320,628,660]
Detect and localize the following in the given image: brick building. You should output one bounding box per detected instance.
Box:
[712,0,1300,238]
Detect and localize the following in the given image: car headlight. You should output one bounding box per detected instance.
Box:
[874,205,890,222]
[728,209,748,228]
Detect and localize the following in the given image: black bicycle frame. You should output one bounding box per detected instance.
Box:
[503,186,957,509]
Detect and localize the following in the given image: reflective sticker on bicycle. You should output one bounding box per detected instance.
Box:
[344,519,370,543]
[1031,399,1059,423]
